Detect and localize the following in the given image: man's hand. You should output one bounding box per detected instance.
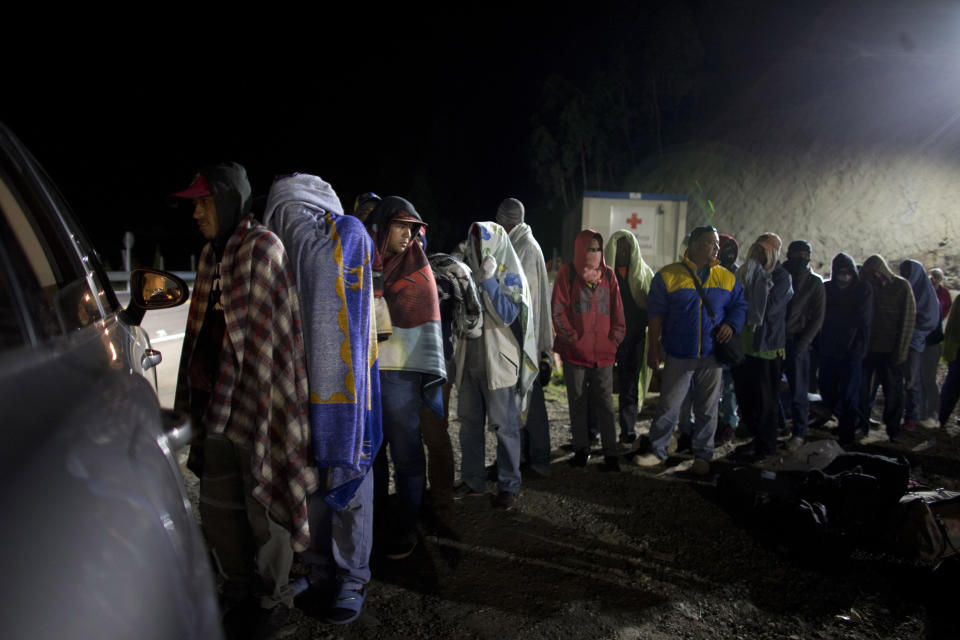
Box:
[646,340,662,370]
[480,256,497,281]
[714,323,734,343]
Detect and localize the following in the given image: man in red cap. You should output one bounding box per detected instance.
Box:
[172,163,316,638]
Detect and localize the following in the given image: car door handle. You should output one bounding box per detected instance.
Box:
[142,348,162,370]
[160,409,192,452]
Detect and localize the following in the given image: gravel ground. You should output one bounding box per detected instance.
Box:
[181,365,960,640]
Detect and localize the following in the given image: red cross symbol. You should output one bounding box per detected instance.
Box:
[626,213,642,229]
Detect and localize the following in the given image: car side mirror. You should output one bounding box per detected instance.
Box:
[121,268,189,326]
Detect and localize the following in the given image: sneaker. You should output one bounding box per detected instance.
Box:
[568,450,588,467]
[691,458,710,475]
[599,456,621,472]
[453,483,484,499]
[493,491,517,510]
[632,453,665,467]
[902,419,917,432]
[384,537,417,560]
[619,433,637,445]
[918,417,939,429]
[785,436,805,452]
[676,432,692,453]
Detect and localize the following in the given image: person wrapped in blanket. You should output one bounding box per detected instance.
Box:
[365,197,446,560]
[172,163,315,635]
[454,221,538,510]
[264,173,381,625]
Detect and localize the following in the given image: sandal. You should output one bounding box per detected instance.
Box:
[326,583,366,625]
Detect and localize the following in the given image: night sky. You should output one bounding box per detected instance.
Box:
[3,1,827,269]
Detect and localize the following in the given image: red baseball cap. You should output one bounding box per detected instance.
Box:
[170,173,212,199]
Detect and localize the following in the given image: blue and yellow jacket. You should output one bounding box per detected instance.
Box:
[648,254,748,359]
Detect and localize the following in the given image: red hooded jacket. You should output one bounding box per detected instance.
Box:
[551,229,626,367]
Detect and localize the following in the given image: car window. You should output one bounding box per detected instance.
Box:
[0,160,102,341]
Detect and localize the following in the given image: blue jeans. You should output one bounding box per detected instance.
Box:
[458,367,522,494]
[302,469,373,589]
[648,354,722,460]
[903,347,924,422]
[522,378,551,467]
[784,340,811,439]
[378,370,427,539]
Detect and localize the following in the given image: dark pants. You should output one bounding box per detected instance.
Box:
[783,340,812,440]
[615,338,645,439]
[940,359,960,426]
[732,355,783,455]
[861,352,904,438]
[418,381,454,523]
[819,354,863,444]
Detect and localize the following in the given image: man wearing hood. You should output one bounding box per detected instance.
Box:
[899,259,941,431]
[497,198,554,477]
[605,230,655,446]
[818,253,873,444]
[264,174,380,625]
[859,255,916,440]
[781,240,825,451]
[173,163,315,635]
[553,229,626,471]
[455,221,538,509]
[365,197,446,559]
[634,226,747,475]
[730,233,794,463]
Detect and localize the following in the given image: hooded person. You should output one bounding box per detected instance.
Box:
[899,259,942,430]
[497,197,554,477]
[714,233,741,442]
[939,291,960,427]
[263,173,380,624]
[605,230,655,445]
[730,233,794,462]
[172,162,315,632]
[859,254,916,440]
[454,221,538,509]
[781,240,825,450]
[552,229,626,471]
[363,196,445,559]
[818,252,873,444]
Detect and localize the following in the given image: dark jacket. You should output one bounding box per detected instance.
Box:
[899,259,941,353]
[784,260,825,350]
[821,252,873,358]
[749,263,793,353]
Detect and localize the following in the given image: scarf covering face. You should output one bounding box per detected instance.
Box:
[263,174,381,509]
[366,197,446,411]
[465,221,540,397]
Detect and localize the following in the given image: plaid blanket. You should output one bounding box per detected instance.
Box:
[175,215,317,552]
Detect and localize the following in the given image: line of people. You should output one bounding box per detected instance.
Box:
[169,162,958,639]
[171,164,557,637]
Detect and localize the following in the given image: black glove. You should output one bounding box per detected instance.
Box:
[538,354,553,387]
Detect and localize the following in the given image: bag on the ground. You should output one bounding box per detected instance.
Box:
[892,489,960,565]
